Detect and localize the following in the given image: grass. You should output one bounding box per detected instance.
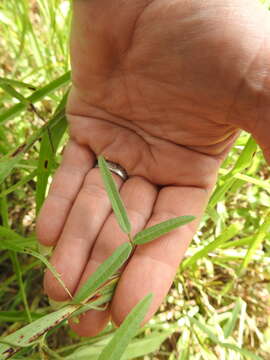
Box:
[0,0,270,359]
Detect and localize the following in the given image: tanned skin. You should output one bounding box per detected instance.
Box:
[37,0,270,336]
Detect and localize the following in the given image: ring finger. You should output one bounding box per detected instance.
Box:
[43,166,123,301]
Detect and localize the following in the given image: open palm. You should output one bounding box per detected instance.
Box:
[37,0,270,336]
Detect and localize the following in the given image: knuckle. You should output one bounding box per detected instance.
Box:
[81,182,108,201]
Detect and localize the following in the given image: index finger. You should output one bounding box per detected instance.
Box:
[111,185,211,326]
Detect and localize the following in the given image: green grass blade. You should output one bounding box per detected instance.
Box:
[208,178,236,208]
[0,227,36,251]
[97,293,153,360]
[133,216,195,245]
[190,317,263,360]
[0,105,66,186]
[66,330,171,360]
[238,212,270,275]
[0,305,78,359]
[8,252,32,323]
[218,168,270,193]
[22,248,73,299]
[226,136,257,178]
[0,228,72,298]
[0,170,37,198]
[0,311,41,323]
[73,242,132,304]
[223,298,243,338]
[209,136,257,208]
[98,156,131,234]
[0,157,24,187]
[0,84,29,104]
[0,77,36,91]
[0,71,71,124]
[220,343,263,360]
[181,224,240,270]
[36,92,68,213]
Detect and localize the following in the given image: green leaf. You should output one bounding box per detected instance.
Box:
[209,136,257,207]
[0,227,36,251]
[98,156,131,234]
[239,212,270,274]
[121,331,171,360]
[0,170,37,198]
[0,77,36,91]
[66,330,171,360]
[0,157,24,187]
[73,242,132,304]
[36,91,68,213]
[0,102,67,186]
[226,136,257,178]
[71,278,118,318]
[0,71,71,124]
[190,317,263,360]
[223,298,244,338]
[181,224,241,270]
[0,83,29,104]
[97,293,153,360]
[0,311,42,322]
[133,216,195,245]
[22,248,73,299]
[0,229,72,298]
[0,305,78,359]
[221,343,263,360]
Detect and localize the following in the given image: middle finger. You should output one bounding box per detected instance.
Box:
[70,176,157,336]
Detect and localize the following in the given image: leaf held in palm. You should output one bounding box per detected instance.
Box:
[133,216,195,245]
[98,155,131,234]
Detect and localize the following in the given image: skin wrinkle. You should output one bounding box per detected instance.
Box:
[122,2,269,132]
[225,34,267,133]
[107,70,237,146]
[133,252,176,277]
[186,129,240,158]
[69,71,237,153]
[68,113,217,187]
[118,0,155,61]
[68,110,230,163]
[68,111,154,148]
[134,244,189,272]
[250,38,270,142]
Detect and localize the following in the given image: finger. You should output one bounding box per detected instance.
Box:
[69,176,158,337]
[111,185,210,326]
[36,140,94,246]
[44,168,123,301]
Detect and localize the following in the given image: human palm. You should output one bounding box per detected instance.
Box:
[37,0,270,336]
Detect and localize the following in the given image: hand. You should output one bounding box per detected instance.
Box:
[36,0,270,336]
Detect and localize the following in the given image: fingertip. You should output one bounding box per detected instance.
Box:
[36,140,95,246]
[111,292,155,329]
[69,309,110,337]
[36,202,63,246]
[43,267,73,302]
[111,304,152,329]
[111,255,176,328]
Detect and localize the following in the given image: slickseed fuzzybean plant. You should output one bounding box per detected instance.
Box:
[0,156,195,359]
[0,1,270,359]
